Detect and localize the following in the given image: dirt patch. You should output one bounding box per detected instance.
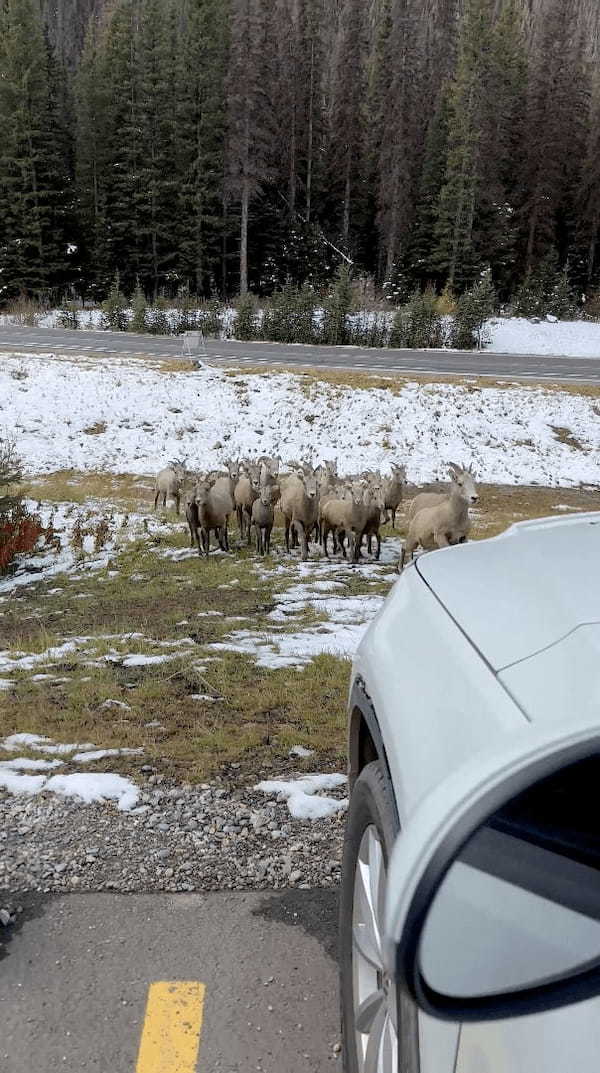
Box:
[550,425,587,451]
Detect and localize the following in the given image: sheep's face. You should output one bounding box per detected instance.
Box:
[391,463,406,481]
[304,475,318,499]
[449,464,478,505]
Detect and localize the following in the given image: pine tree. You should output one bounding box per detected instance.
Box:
[136,0,179,297]
[97,0,143,292]
[432,0,495,292]
[406,89,451,289]
[226,0,275,294]
[176,0,229,296]
[0,0,71,299]
[327,0,368,255]
[75,15,111,297]
[576,76,600,288]
[520,2,590,279]
[477,0,527,297]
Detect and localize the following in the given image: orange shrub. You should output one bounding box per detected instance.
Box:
[0,510,44,572]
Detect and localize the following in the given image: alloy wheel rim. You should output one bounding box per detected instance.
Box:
[352,825,398,1073]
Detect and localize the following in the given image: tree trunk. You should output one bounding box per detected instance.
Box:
[343,159,351,245]
[306,40,314,223]
[240,175,249,295]
[289,102,297,216]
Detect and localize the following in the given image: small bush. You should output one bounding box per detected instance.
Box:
[57,302,79,329]
[234,292,260,340]
[102,273,129,331]
[147,308,172,335]
[452,270,496,349]
[3,297,44,326]
[199,298,224,338]
[515,254,578,320]
[347,312,390,348]
[321,266,353,346]
[261,281,318,344]
[130,281,148,333]
[0,439,44,573]
[390,288,442,348]
[435,284,457,315]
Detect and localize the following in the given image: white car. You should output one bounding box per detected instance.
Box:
[340,512,600,1073]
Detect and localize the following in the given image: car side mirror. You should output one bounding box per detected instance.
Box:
[385,728,600,1022]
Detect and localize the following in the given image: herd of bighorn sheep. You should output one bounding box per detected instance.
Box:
[153,457,479,571]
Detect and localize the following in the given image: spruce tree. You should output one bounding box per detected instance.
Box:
[226,0,275,294]
[520,2,590,280]
[432,0,494,292]
[176,0,229,296]
[0,0,71,299]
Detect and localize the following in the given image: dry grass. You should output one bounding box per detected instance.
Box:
[219,362,600,398]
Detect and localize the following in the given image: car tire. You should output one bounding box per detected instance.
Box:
[339,760,420,1073]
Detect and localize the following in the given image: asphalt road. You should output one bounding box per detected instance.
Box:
[1,323,599,383]
[0,889,339,1073]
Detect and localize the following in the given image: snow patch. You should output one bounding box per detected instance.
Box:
[255,773,348,820]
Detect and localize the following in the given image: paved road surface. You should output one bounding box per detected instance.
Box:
[0,889,339,1073]
[1,324,599,383]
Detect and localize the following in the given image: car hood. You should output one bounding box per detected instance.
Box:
[415,512,600,672]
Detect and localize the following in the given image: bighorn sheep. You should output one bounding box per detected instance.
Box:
[251,485,274,555]
[234,461,261,542]
[209,460,239,551]
[280,472,319,560]
[321,482,370,563]
[154,459,187,514]
[186,480,228,557]
[362,477,386,560]
[383,463,406,528]
[399,463,479,572]
[408,462,477,521]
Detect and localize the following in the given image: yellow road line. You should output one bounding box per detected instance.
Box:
[136,981,206,1073]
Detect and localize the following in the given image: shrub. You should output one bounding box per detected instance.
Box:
[452,269,496,349]
[130,281,148,333]
[147,307,172,335]
[57,302,79,329]
[199,298,224,338]
[102,273,129,331]
[514,253,578,320]
[347,311,390,348]
[261,281,318,344]
[234,292,260,340]
[0,439,43,573]
[390,288,442,348]
[3,297,44,326]
[435,284,457,315]
[320,266,353,345]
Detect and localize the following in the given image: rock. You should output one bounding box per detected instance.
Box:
[0,909,12,926]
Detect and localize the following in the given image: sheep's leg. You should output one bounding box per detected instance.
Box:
[237,505,244,539]
[375,531,381,561]
[153,491,160,511]
[434,530,450,548]
[162,492,167,509]
[322,524,330,558]
[285,517,291,553]
[223,519,230,552]
[265,525,272,555]
[367,533,373,556]
[201,527,210,557]
[297,520,309,562]
[397,545,406,573]
[246,510,253,546]
[391,507,396,529]
[175,492,180,515]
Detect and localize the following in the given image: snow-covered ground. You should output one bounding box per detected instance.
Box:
[2,351,600,486]
[486,317,600,358]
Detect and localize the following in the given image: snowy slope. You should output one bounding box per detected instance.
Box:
[1,351,599,486]
[487,317,600,358]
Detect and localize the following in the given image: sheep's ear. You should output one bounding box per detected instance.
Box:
[448,463,461,479]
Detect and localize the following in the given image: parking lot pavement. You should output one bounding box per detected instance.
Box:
[0,889,340,1073]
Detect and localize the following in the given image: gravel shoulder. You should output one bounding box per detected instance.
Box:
[0,774,344,898]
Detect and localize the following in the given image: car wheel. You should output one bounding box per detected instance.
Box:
[340,761,420,1073]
